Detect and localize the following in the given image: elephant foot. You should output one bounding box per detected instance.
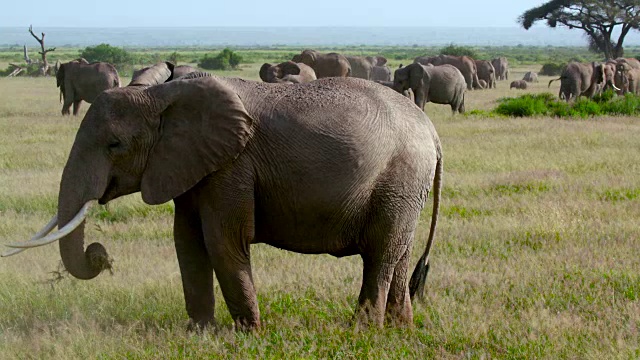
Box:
[353,301,385,329]
[234,316,261,332]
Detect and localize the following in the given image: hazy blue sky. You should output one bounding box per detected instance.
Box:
[2,0,546,27]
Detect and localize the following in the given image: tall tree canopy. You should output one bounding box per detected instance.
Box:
[519,0,640,59]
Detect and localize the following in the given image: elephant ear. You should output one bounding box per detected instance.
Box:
[409,64,426,89]
[56,64,65,88]
[376,57,388,66]
[141,77,254,205]
[301,50,317,65]
[259,63,272,82]
[281,61,301,75]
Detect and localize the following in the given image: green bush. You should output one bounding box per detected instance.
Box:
[199,48,243,70]
[80,44,132,65]
[490,92,640,118]
[539,63,565,76]
[439,44,477,59]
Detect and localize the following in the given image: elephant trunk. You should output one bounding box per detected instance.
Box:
[57,146,112,280]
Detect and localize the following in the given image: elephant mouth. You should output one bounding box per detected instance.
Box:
[98,178,118,205]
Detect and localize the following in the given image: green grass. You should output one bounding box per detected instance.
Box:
[0,55,639,358]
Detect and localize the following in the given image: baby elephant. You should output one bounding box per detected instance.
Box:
[510,80,528,90]
[393,63,466,113]
[259,61,317,84]
[523,71,538,82]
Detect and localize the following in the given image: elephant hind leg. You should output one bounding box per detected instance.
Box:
[356,206,418,328]
[385,245,414,327]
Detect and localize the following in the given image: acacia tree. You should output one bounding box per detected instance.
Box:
[519,0,640,59]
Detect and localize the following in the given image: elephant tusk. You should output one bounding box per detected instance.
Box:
[612,84,621,91]
[1,214,59,257]
[5,202,92,250]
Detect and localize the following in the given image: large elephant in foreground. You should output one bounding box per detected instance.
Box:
[475,60,495,89]
[56,59,120,115]
[292,50,351,78]
[129,62,198,86]
[346,55,387,80]
[415,55,480,90]
[259,61,317,83]
[548,62,604,101]
[394,63,466,113]
[5,75,442,332]
[491,57,509,80]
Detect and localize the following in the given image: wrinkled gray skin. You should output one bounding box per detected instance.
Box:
[491,57,509,81]
[510,80,527,90]
[601,61,622,94]
[523,71,538,83]
[130,62,175,86]
[370,65,392,82]
[415,55,480,90]
[346,55,388,80]
[548,62,604,102]
[173,65,198,79]
[475,60,495,89]
[50,74,443,331]
[394,63,466,113]
[291,50,351,78]
[259,61,317,84]
[56,58,120,116]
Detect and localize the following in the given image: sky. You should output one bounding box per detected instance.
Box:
[1,0,547,28]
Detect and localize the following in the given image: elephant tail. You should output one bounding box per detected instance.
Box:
[409,154,442,301]
[548,77,561,88]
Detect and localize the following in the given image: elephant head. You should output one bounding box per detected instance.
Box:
[259,61,302,83]
[293,50,318,67]
[366,56,388,67]
[393,63,429,109]
[12,76,254,279]
[129,62,176,86]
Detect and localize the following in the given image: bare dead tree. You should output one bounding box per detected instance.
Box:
[28,25,56,75]
[6,64,24,77]
[23,45,31,65]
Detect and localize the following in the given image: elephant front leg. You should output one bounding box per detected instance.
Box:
[174,199,215,330]
[201,209,260,332]
[72,100,82,116]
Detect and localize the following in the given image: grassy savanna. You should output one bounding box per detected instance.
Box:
[0,54,639,358]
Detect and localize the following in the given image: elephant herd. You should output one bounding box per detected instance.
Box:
[55,51,512,117]
[259,50,512,114]
[547,57,640,102]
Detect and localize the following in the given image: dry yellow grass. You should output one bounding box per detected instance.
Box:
[0,67,638,359]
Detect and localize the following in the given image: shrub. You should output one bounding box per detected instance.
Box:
[495,93,554,117]
[80,44,132,65]
[539,63,565,76]
[489,92,640,118]
[439,44,477,59]
[199,48,243,70]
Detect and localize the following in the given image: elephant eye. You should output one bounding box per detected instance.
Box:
[108,140,121,150]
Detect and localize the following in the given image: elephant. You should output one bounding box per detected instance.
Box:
[475,60,496,89]
[615,57,640,70]
[291,49,351,78]
[345,55,388,80]
[5,74,443,332]
[56,58,120,116]
[415,54,481,90]
[491,57,509,80]
[259,61,317,84]
[523,71,538,83]
[510,80,527,89]
[477,79,488,89]
[548,62,604,101]
[130,62,197,86]
[394,63,466,113]
[616,63,640,95]
[370,65,392,82]
[601,60,624,94]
